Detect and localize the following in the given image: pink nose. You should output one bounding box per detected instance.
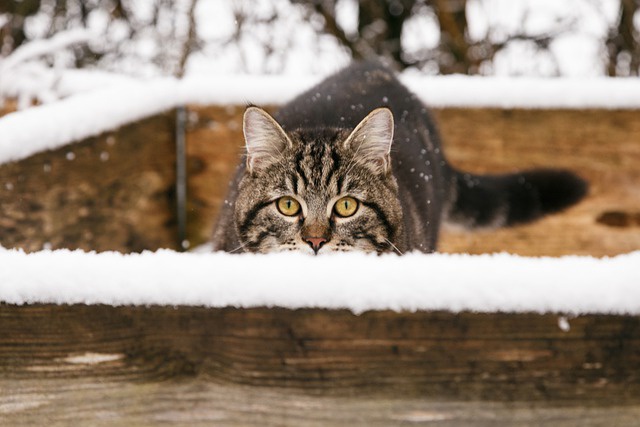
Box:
[304,237,327,254]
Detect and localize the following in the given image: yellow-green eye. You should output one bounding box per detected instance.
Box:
[277,196,301,216]
[334,196,358,218]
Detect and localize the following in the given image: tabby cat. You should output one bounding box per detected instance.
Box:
[211,61,587,254]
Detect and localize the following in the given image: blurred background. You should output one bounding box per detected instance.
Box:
[1,0,638,78]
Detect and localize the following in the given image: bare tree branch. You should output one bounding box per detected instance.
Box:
[176,0,199,78]
[606,0,640,76]
[1,0,638,77]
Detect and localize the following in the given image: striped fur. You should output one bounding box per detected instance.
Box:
[230,116,402,255]
[211,61,587,254]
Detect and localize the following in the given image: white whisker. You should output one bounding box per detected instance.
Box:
[228,241,249,253]
[384,238,403,255]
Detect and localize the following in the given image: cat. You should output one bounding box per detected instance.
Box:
[211,61,587,255]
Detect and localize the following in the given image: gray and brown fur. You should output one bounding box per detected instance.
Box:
[211,61,587,254]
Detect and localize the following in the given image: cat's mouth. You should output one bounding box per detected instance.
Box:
[245,231,398,254]
[254,238,394,255]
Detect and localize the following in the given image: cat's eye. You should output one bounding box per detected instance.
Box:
[276,196,301,216]
[333,196,359,218]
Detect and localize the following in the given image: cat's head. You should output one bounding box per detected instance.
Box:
[233,106,403,254]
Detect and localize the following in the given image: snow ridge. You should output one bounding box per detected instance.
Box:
[2,72,640,166]
[1,248,639,315]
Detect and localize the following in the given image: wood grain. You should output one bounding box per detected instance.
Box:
[184,105,245,250]
[1,304,639,425]
[0,378,640,427]
[1,304,639,400]
[434,108,640,257]
[3,377,640,426]
[0,114,179,252]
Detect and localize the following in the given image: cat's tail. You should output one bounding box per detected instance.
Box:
[445,169,588,229]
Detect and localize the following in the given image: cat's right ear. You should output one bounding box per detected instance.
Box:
[343,108,394,175]
[243,106,292,173]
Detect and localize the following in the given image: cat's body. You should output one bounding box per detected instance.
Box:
[212,61,586,254]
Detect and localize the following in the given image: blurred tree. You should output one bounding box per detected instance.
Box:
[295,0,567,74]
[605,0,640,76]
[0,0,639,76]
[0,0,198,77]
[205,0,640,76]
[0,0,41,57]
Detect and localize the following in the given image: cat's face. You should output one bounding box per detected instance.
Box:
[233,107,404,255]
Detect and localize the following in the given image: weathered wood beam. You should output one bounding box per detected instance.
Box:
[1,304,639,402]
[3,376,640,425]
[0,114,178,252]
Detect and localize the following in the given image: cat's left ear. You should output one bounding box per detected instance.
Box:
[243,106,292,173]
[343,108,394,175]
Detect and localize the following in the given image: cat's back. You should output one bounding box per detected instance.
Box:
[275,61,414,130]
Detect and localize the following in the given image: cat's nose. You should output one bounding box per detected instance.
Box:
[304,237,327,254]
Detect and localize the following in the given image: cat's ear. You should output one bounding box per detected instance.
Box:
[343,108,394,175]
[243,106,292,172]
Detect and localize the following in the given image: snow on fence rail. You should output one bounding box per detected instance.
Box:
[1,248,639,315]
[2,72,640,165]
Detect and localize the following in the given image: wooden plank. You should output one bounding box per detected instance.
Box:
[184,105,245,250]
[1,304,639,400]
[0,114,179,252]
[435,108,640,257]
[3,377,640,426]
[1,304,639,424]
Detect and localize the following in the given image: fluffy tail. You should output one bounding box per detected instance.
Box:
[446,169,588,229]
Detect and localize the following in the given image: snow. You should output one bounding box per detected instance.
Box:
[2,70,640,166]
[0,28,94,72]
[0,74,316,164]
[401,75,640,109]
[0,28,134,109]
[0,248,639,315]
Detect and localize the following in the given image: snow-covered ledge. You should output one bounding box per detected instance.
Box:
[2,73,640,165]
[1,248,639,315]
